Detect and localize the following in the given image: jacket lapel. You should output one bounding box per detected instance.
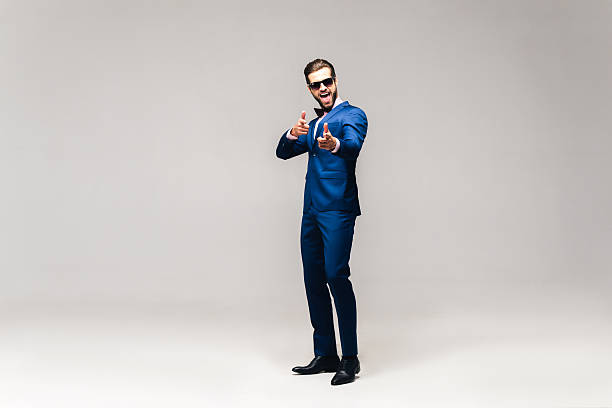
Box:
[314,101,349,140]
[308,118,316,150]
[307,101,350,151]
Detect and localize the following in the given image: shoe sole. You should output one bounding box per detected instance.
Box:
[292,368,339,374]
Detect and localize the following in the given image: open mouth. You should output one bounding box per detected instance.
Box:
[320,91,331,104]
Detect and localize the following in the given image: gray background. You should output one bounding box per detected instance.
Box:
[1,1,611,407]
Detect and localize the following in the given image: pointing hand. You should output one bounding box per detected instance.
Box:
[290,111,310,138]
[317,123,337,151]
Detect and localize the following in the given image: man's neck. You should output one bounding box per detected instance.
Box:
[316,96,343,117]
[328,96,343,111]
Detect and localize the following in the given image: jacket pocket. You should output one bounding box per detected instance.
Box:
[319,170,347,179]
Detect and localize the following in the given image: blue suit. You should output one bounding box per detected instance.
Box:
[276,101,367,357]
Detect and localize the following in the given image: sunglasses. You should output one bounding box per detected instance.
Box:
[307,77,335,90]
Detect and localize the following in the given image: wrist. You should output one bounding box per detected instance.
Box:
[331,137,340,153]
[286,129,298,140]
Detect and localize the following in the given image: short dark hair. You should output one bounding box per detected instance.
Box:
[304,58,336,83]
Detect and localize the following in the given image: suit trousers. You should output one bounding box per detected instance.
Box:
[300,207,358,357]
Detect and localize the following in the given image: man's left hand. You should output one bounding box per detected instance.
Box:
[317,123,337,151]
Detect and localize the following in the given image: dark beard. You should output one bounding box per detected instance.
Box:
[318,91,337,112]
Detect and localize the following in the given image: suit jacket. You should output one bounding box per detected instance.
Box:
[276,101,368,216]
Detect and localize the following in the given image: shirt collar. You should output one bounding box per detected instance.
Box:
[314,97,344,118]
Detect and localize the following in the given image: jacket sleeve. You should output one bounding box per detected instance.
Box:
[276,130,308,160]
[333,109,368,160]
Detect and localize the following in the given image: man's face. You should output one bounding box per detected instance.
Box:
[307,67,338,112]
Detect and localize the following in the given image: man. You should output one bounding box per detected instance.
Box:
[276,59,368,386]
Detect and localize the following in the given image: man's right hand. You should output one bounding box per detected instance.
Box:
[289,111,309,139]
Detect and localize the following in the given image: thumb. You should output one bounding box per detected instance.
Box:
[301,111,306,120]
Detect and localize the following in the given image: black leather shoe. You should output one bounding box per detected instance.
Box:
[331,357,360,385]
[292,355,340,374]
